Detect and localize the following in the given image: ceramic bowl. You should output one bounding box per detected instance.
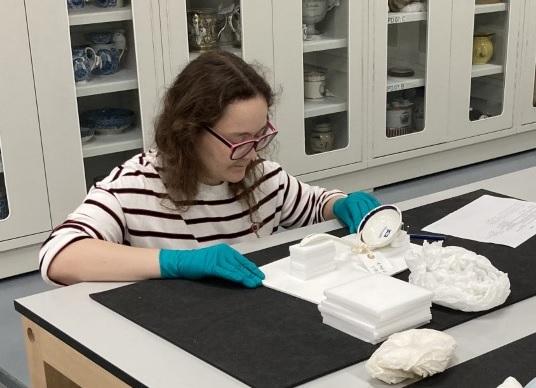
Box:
[357,204,403,249]
[80,126,96,143]
[79,108,135,135]
[87,31,114,44]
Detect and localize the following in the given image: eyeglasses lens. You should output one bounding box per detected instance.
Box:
[230,127,277,160]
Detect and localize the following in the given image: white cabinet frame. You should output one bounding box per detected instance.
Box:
[0,0,51,244]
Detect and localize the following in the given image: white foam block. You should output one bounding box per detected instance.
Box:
[319,299,431,328]
[290,262,337,280]
[318,303,431,337]
[289,240,336,267]
[321,312,431,344]
[324,274,433,322]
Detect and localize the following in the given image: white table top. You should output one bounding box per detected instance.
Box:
[16,166,536,388]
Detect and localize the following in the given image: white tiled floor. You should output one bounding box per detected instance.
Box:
[2,149,536,387]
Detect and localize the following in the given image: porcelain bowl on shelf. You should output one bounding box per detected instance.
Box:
[79,108,135,135]
[80,125,96,143]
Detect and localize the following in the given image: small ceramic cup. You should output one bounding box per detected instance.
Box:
[304,70,327,99]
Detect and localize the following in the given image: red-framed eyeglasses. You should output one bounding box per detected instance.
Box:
[204,121,278,160]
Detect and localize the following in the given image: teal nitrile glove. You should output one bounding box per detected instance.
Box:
[159,243,265,288]
[333,191,381,234]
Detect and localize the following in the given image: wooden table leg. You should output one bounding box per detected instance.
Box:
[21,316,130,387]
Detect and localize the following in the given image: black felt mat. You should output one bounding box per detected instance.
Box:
[90,189,536,388]
[409,332,536,387]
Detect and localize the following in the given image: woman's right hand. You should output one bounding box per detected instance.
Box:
[159,243,265,288]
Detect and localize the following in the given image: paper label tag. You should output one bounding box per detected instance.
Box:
[360,255,394,274]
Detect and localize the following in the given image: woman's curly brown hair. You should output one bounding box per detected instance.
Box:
[154,50,274,213]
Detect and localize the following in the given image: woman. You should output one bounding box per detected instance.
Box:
[40,51,380,287]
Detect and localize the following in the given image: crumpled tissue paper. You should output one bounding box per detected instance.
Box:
[405,241,511,312]
[366,328,456,384]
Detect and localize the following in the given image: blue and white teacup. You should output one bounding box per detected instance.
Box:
[72,46,99,83]
[91,43,124,75]
[67,0,85,9]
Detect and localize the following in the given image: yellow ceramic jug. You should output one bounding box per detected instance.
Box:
[473,33,494,65]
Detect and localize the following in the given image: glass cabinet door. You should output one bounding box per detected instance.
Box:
[520,0,536,127]
[0,0,51,242]
[371,1,451,158]
[26,0,162,226]
[448,0,521,140]
[273,0,365,176]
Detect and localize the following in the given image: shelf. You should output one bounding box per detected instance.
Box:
[387,69,425,92]
[68,5,132,26]
[82,127,143,158]
[303,37,348,53]
[189,46,242,61]
[471,63,504,77]
[76,68,138,97]
[386,64,503,93]
[304,96,347,118]
[387,11,427,24]
[475,3,508,14]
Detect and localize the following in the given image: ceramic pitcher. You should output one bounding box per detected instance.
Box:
[473,33,494,65]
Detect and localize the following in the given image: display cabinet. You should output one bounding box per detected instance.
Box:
[519,0,536,128]
[370,0,521,158]
[25,0,163,227]
[0,0,51,244]
[370,0,452,158]
[448,0,521,141]
[271,0,366,176]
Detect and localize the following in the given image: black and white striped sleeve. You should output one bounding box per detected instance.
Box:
[38,186,126,285]
[278,169,345,229]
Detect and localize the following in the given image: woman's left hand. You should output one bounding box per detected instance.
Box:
[333,191,381,233]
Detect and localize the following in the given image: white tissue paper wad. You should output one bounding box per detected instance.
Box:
[496,376,523,388]
[366,329,456,384]
[405,241,511,312]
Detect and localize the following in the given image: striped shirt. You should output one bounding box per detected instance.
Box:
[39,151,345,285]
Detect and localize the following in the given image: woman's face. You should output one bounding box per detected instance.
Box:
[197,95,269,185]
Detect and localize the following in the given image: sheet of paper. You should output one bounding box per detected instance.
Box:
[423,195,536,248]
